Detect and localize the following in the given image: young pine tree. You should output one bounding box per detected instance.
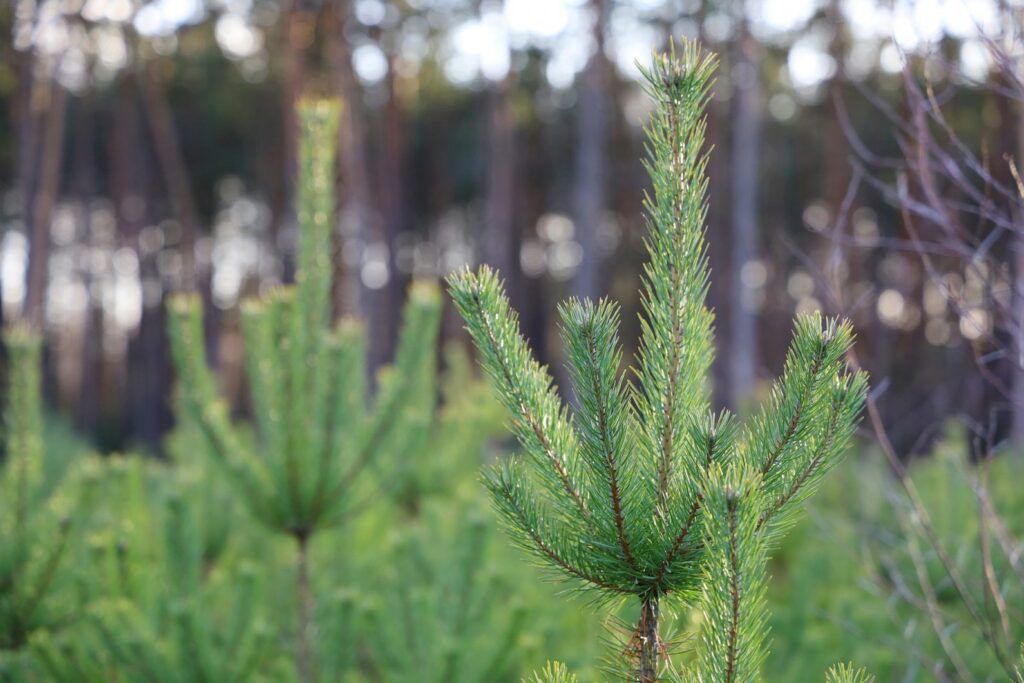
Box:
[0,327,94,678]
[825,663,875,683]
[448,42,868,682]
[167,99,442,683]
[365,506,526,683]
[32,462,289,683]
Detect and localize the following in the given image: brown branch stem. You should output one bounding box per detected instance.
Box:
[724,497,741,683]
[638,594,660,683]
[295,532,316,683]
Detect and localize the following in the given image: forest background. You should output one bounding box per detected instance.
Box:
[4,0,1021,457]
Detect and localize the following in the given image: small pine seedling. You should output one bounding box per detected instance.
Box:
[167,99,442,683]
[448,41,868,682]
[33,473,287,683]
[0,328,94,674]
[366,507,527,683]
[529,661,579,683]
[826,663,875,683]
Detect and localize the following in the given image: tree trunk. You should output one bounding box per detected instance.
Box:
[727,14,761,407]
[327,0,372,322]
[112,77,172,453]
[140,55,222,373]
[279,0,316,282]
[294,532,316,683]
[483,76,518,287]
[141,57,203,291]
[637,595,660,683]
[699,2,733,408]
[369,44,407,371]
[571,0,608,301]
[71,92,102,437]
[23,78,67,328]
[14,15,39,312]
[824,0,850,227]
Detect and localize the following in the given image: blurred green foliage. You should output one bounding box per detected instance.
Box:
[767,430,1024,682]
[1,331,607,682]
[5,328,1023,683]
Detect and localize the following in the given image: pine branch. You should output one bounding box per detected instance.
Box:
[449,267,590,523]
[744,314,857,499]
[694,466,768,683]
[322,282,441,514]
[53,459,286,683]
[240,292,290,481]
[633,43,717,513]
[167,293,275,522]
[756,371,868,533]
[654,413,737,594]
[560,298,638,571]
[17,518,71,629]
[484,461,628,595]
[169,100,442,537]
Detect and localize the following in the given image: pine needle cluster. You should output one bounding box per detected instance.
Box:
[448,41,868,682]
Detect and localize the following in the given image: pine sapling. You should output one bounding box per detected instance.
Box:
[167,99,442,683]
[32,456,287,683]
[529,662,579,683]
[0,327,94,674]
[825,663,875,683]
[366,508,526,683]
[87,491,284,683]
[448,41,868,682]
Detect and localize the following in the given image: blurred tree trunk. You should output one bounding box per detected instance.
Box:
[369,43,408,371]
[571,0,609,300]
[278,0,317,282]
[483,75,519,299]
[824,0,870,332]
[521,77,551,365]
[12,10,37,333]
[141,57,202,292]
[23,76,67,329]
[727,12,761,408]
[111,77,171,454]
[71,91,102,437]
[140,54,221,374]
[327,0,371,322]
[996,0,1024,445]
[824,0,849,225]
[702,4,733,407]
